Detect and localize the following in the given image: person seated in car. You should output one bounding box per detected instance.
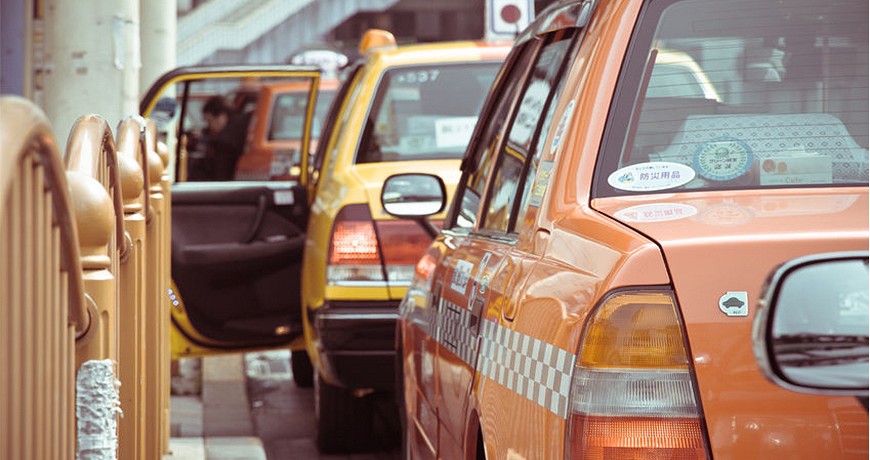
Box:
[198,95,251,181]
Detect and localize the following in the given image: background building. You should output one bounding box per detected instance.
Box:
[1,0,559,134]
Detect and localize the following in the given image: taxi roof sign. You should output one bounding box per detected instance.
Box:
[359,29,397,55]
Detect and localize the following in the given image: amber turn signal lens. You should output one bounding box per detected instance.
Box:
[579,291,689,370]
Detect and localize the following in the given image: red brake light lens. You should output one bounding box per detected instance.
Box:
[327,206,439,284]
[329,220,380,265]
[327,205,384,283]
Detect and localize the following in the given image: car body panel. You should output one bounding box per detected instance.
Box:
[594,189,869,458]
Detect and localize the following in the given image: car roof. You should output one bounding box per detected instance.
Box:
[366,40,513,68]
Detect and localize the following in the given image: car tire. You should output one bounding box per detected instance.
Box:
[290,350,313,388]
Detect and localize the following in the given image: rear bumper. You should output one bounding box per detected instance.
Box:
[311,300,399,390]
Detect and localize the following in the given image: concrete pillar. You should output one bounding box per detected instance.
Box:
[140,0,176,98]
[43,0,140,137]
[1,0,28,96]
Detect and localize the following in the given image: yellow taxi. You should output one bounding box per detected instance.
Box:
[300,31,510,452]
[140,31,509,453]
[388,0,869,458]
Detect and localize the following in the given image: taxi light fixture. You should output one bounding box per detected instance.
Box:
[327,204,385,283]
[359,29,397,55]
[566,290,709,459]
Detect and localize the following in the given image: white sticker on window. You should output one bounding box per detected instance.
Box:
[614,203,698,223]
[451,259,474,294]
[395,69,441,85]
[435,117,477,148]
[528,161,555,208]
[550,100,575,155]
[511,80,551,146]
[693,137,754,181]
[607,162,696,192]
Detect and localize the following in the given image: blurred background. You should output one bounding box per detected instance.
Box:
[1,0,560,137]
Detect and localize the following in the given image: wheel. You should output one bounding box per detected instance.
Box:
[290,350,313,388]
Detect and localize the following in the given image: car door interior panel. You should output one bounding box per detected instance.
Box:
[171,183,307,344]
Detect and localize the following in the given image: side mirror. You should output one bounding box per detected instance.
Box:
[381,173,446,239]
[381,173,446,218]
[753,252,869,397]
[151,97,178,128]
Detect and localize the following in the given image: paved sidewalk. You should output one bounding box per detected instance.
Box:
[163,352,400,459]
[163,354,266,460]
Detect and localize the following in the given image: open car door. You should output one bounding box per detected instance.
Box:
[141,66,320,358]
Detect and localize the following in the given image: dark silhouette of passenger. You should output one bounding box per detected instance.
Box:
[197,95,250,180]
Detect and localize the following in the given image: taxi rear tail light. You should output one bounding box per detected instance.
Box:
[375,220,440,283]
[327,204,385,283]
[567,290,709,459]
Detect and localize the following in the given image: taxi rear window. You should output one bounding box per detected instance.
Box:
[356,62,501,164]
[596,0,869,196]
[268,89,336,141]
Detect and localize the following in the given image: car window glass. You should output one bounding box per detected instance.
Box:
[269,89,335,142]
[596,0,869,197]
[356,63,502,164]
[163,76,315,182]
[514,76,568,232]
[481,34,574,233]
[449,44,537,230]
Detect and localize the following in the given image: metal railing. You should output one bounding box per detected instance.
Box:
[116,116,151,460]
[1,96,88,460]
[65,114,125,366]
[1,96,172,459]
[143,118,172,459]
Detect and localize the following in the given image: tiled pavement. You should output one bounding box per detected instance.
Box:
[164,352,400,460]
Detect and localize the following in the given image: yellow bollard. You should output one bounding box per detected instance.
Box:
[66,171,115,360]
[65,115,125,368]
[116,116,150,460]
[65,114,128,458]
[0,96,89,460]
[151,125,174,455]
[143,119,169,460]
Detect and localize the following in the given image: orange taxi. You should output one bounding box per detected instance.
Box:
[388,0,869,458]
[234,78,339,181]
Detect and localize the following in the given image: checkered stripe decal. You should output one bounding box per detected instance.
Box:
[424,294,576,418]
[435,298,479,366]
[478,321,576,418]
